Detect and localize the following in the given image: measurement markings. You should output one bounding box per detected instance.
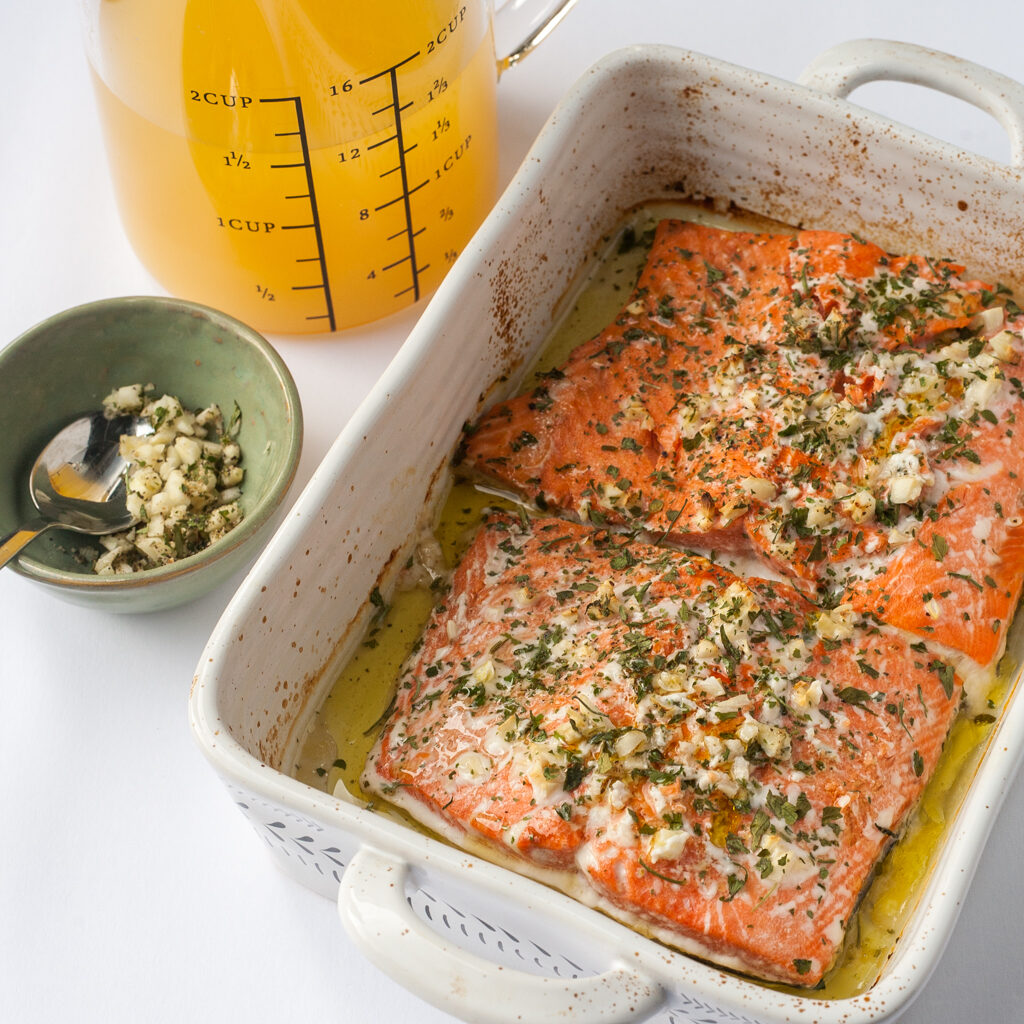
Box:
[388,225,426,241]
[260,96,336,330]
[377,147,420,168]
[369,92,415,119]
[370,103,415,120]
[375,180,428,207]
[361,54,429,302]
[383,225,430,296]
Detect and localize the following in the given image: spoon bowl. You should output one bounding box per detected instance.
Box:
[0,411,152,570]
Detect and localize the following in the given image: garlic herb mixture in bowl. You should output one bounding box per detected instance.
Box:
[0,296,302,613]
[93,384,246,574]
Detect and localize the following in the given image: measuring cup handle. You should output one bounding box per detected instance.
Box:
[494,0,578,74]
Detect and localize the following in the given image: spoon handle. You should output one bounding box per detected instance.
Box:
[0,518,52,570]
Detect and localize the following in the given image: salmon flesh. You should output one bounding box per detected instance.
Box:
[459,222,1024,670]
[364,221,1022,986]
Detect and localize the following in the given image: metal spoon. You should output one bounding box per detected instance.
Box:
[0,410,153,570]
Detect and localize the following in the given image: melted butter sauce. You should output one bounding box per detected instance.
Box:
[294,201,1012,1000]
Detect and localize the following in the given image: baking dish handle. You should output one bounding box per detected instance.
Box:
[337,845,665,1024]
[798,38,1024,167]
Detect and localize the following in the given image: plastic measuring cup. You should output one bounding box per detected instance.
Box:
[83,1,576,335]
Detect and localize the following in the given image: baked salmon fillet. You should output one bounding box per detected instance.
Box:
[458,221,1024,672]
[363,512,962,986]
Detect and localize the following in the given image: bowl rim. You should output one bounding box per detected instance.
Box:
[1,294,304,590]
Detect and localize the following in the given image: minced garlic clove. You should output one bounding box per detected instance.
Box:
[738,476,777,502]
[969,306,1005,334]
[989,329,1020,363]
[91,383,246,574]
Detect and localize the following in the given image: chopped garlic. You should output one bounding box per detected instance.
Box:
[739,476,777,501]
[454,752,492,783]
[838,487,875,524]
[614,730,648,757]
[989,329,1020,363]
[826,401,863,440]
[970,306,1004,334]
[758,723,790,759]
[647,828,689,863]
[91,383,245,575]
[814,603,856,642]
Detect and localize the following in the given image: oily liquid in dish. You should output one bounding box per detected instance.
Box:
[294,201,1013,997]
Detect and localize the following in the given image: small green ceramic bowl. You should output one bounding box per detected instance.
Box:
[0,296,303,613]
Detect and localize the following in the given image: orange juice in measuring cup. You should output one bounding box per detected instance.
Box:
[83,1,576,334]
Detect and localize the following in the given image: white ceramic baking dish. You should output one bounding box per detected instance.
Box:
[189,40,1024,1024]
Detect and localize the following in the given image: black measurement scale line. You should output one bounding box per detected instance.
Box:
[388,225,426,242]
[360,55,427,302]
[375,179,429,204]
[382,225,430,289]
[261,97,336,329]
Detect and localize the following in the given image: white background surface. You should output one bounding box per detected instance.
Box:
[2,2,1023,1022]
